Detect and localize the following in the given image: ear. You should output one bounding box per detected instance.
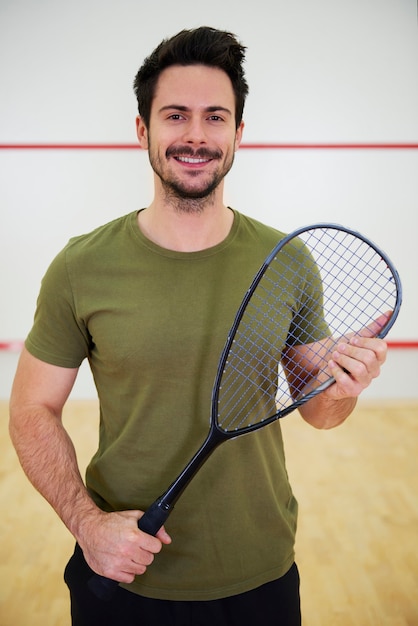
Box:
[234,120,244,151]
[136,116,149,150]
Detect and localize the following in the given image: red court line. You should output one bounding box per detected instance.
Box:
[0,144,142,150]
[385,341,418,349]
[0,341,24,352]
[0,340,417,352]
[241,143,418,150]
[1,143,418,150]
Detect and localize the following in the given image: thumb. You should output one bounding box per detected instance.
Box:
[357,311,392,339]
[156,525,172,545]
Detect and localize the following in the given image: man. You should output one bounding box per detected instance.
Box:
[9,27,387,625]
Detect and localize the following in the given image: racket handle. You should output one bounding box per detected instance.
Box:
[138,498,172,536]
[87,499,172,600]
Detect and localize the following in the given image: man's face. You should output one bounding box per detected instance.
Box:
[137,64,244,203]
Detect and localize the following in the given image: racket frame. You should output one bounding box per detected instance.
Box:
[140,223,402,531]
[88,222,402,598]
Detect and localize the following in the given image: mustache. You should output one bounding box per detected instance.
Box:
[166,145,223,160]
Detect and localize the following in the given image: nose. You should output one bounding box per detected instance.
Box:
[182,116,207,144]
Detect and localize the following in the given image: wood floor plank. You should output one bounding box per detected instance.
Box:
[1,399,417,625]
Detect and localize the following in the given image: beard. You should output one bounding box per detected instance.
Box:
[148,142,235,214]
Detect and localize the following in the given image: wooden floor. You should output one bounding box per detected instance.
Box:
[1,399,417,625]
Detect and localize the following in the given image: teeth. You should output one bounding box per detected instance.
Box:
[177,156,209,164]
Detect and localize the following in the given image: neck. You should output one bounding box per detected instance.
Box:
[137,200,234,252]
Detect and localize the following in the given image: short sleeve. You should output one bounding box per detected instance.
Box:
[25,246,91,368]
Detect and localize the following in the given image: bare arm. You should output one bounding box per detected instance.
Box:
[9,348,170,582]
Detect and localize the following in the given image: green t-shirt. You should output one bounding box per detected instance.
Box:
[26,209,325,601]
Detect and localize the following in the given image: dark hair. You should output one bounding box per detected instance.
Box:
[133,26,248,130]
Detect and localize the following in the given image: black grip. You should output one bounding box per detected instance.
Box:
[88,499,172,600]
[137,498,171,536]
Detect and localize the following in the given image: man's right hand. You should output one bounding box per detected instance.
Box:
[78,509,172,583]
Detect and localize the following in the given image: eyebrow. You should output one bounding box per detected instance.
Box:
[158,105,233,116]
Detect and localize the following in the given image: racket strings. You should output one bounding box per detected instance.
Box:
[217,258,316,431]
[305,230,395,331]
[219,296,289,430]
[216,227,398,433]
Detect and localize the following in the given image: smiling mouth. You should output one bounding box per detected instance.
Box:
[175,156,211,164]
[167,146,223,163]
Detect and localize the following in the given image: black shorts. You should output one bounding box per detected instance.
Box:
[64,544,301,626]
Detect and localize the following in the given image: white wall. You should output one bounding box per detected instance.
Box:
[1,0,417,398]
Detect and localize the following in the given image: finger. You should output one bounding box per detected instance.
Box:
[135,510,171,543]
[331,353,368,382]
[336,337,387,365]
[327,359,362,397]
[349,336,387,365]
[136,547,156,567]
[332,345,382,386]
[357,311,392,339]
[156,525,172,545]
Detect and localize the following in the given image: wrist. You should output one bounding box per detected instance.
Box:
[63,490,105,545]
[300,394,356,429]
